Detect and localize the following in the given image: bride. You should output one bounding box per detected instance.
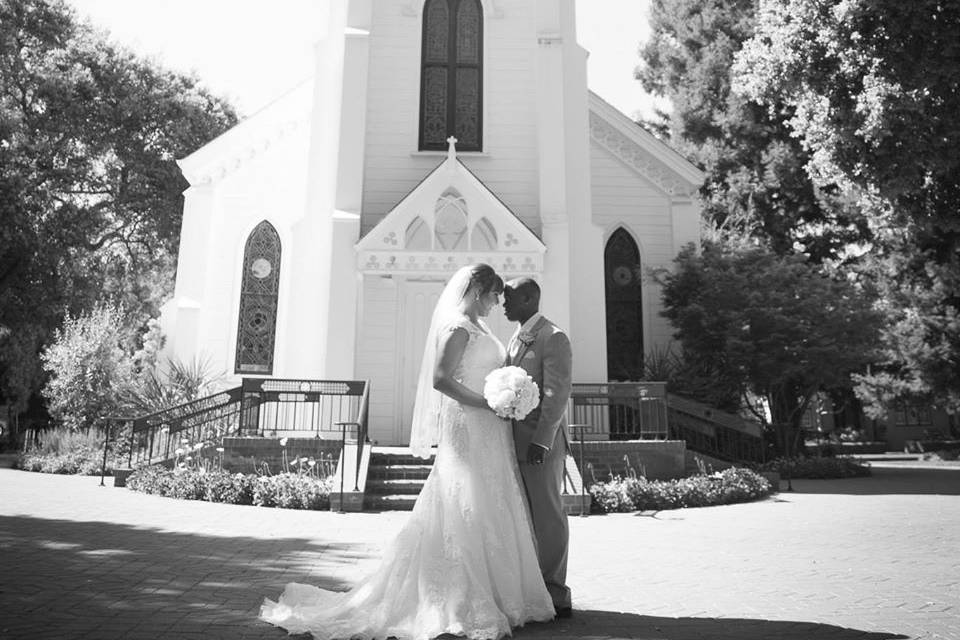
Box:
[260,263,555,639]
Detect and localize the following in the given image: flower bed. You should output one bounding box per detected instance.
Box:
[754,455,871,479]
[589,467,773,513]
[17,428,108,475]
[126,466,335,510]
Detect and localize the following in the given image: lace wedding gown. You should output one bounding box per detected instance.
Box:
[261,319,555,639]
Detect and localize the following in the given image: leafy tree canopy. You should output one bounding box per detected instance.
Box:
[636,0,871,261]
[660,240,882,455]
[734,0,960,413]
[0,0,238,413]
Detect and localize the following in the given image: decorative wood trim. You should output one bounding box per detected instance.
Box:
[589,112,697,197]
[358,251,542,276]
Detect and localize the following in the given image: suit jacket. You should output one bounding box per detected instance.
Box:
[508,315,573,459]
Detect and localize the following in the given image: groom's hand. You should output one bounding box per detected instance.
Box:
[526,443,547,465]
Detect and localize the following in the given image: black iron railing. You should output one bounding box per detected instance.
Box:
[666,394,766,464]
[122,386,245,467]
[122,379,371,484]
[564,383,765,466]
[567,382,669,440]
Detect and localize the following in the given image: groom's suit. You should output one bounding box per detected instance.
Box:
[508,315,573,611]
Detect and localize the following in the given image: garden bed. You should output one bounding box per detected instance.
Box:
[753,455,871,479]
[588,467,773,513]
[126,465,336,510]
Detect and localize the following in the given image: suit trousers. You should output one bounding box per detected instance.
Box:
[518,430,571,610]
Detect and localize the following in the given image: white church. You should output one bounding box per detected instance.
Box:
[160,0,704,446]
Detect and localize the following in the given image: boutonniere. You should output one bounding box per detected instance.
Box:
[517,331,535,348]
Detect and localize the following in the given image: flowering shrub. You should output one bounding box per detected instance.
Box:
[126,465,334,510]
[589,468,773,513]
[41,302,134,432]
[251,474,335,509]
[754,456,871,479]
[17,427,107,475]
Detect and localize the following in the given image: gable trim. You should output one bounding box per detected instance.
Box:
[588,92,704,197]
[356,143,544,277]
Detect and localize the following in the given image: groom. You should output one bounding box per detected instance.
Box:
[503,278,573,619]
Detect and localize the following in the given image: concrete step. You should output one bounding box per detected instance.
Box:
[365,478,427,495]
[369,452,436,466]
[368,464,433,480]
[364,494,418,511]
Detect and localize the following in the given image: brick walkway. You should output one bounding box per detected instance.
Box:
[1,464,958,640]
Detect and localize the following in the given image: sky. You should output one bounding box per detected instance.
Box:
[67,0,668,121]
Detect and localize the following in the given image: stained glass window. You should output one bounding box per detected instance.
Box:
[605,228,643,381]
[235,221,281,374]
[420,0,482,151]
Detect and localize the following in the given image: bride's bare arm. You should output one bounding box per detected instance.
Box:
[433,327,490,410]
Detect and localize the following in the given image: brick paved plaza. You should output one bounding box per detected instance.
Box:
[1,464,958,640]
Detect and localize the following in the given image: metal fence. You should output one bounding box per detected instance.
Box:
[123,378,370,471]
[566,382,669,440]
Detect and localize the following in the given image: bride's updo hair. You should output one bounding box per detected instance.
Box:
[466,263,504,297]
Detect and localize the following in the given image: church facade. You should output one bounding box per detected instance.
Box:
[160,0,704,446]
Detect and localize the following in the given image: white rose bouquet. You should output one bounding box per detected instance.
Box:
[483,366,539,420]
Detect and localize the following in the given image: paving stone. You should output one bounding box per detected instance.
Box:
[1,466,958,639]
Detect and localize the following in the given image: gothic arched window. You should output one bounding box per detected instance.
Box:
[604,228,643,381]
[235,221,281,375]
[419,0,483,151]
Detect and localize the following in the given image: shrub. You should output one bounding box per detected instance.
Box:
[17,427,107,475]
[126,466,332,510]
[252,474,334,510]
[755,455,871,479]
[41,303,134,432]
[589,468,773,513]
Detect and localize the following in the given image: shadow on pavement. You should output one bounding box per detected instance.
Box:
[784,467,960,496]
[0,514,371,640]
[515,610,909,640]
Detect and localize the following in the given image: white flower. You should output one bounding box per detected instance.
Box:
[280,438,288,447]
[483,366,539,420]
[175,448,185,456]
[216,447,224,453]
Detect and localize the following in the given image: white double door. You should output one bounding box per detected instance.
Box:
[396,278,515,444]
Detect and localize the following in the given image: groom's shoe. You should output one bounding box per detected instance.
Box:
[554,606,573,620]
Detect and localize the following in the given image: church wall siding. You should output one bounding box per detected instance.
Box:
[171,127,310,383]
[355,276,401,444]
[589,141,678,356]
[361,0,541,237]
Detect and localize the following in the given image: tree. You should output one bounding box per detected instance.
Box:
[660,240,882,456]
[40,303,134,431]
[0,0,238,414]
[636,0,871,262]
[734,0,960,414]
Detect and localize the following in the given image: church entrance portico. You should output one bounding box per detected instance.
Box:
[354,142,545,445]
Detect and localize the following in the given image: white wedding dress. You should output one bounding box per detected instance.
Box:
[261,318,555,639]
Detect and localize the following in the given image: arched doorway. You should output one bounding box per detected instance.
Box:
[604,228,643,381]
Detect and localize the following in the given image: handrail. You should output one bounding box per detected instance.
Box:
[568,382,669,440]
[666,393,766,464]
[120,378,371,472]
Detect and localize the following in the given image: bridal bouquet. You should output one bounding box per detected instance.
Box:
[483,366,539,420]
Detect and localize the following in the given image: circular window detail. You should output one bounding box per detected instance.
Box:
[612,265,633,286]
[251,258,272,279]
